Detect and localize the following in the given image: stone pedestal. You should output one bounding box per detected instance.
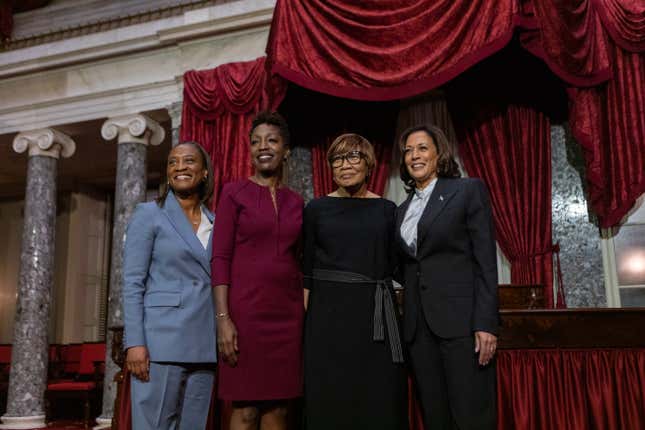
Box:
[95,114,164,428]
[0,129,75,430]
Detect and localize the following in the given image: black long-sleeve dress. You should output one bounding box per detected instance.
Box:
[303,196,407,430]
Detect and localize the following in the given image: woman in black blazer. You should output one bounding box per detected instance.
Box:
[396,124,498,429]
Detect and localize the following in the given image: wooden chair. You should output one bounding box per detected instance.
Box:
[46,342,105,428]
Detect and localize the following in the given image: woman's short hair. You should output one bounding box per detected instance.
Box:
[250,111,290,146]
[327,133,376,173]
[399,124,460,191]
[156,141,215,207]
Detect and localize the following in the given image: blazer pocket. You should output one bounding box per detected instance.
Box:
[144,291,181,307]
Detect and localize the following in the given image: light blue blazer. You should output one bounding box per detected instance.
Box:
[122,191,217,363]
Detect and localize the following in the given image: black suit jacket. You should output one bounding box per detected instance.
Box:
[395,177,499,342]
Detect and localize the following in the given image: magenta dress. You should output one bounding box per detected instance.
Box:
[212,179,304,400]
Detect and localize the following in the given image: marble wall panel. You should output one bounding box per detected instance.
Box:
[551,124,605,307]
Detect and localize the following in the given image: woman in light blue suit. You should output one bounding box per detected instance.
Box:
[123,141,217,430]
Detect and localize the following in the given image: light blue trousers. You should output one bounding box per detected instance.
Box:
[130,362,215,430]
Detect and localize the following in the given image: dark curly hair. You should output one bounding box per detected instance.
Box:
[249,111,290,146]
[399,124,460,192]
[156,141,215,207]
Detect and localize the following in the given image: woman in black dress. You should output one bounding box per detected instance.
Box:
[303,133,407,430]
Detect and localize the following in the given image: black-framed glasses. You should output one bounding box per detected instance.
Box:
[329,151,365,168]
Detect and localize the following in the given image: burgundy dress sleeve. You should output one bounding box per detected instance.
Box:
[211,183,238,286]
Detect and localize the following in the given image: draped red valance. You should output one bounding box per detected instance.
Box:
[181,57,287,207]
[267,0,525,101]
[268,0,642,93]
[266,0,644,228]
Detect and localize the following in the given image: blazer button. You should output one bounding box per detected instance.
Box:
[416,271,420,277]
[421,284,428,291]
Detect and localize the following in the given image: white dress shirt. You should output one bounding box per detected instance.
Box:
[196,207,213,249]
[400,178,438,255]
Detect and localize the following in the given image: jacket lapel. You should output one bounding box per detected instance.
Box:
[396,191,416,259]
[416,178,458,251]
[162,191,211,276]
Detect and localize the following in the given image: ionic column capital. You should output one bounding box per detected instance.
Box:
[101,114,165,146]
[12,128,76,159]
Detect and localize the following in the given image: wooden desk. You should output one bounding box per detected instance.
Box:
[498,307,645,349]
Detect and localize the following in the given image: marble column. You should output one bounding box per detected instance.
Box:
[0,129,75,430]
[286,145,314,203]
[167,101,182,148]
[95,114,164,429]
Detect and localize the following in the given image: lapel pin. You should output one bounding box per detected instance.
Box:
[439,195,444,201]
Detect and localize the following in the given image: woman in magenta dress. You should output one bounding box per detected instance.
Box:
[212,111,303,429]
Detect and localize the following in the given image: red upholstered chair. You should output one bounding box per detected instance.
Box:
[0,345,10,415]
[0,345,10,379]
[46,343,105,428]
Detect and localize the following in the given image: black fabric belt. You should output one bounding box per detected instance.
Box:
[307,269,404,363]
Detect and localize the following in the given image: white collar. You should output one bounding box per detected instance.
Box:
[414,178,438,199]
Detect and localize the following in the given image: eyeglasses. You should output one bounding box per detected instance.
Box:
[329,151,365,168]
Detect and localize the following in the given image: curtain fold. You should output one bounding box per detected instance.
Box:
[497,349,645,430]
[593,0,645,52]
[520,0,612,86]
[181,57,287,208]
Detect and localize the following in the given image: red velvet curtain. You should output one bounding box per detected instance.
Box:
[267,0,526,101]
[523,0,645,227]
[454,103,558,308]
[181,57,287,209]
[497,349,645,429]
[267,0,645,228]
[519,0,612,86]
[569,45,645,227]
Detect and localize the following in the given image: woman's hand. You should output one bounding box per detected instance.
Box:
[126,346,150,381]
[217,317,239,367]
[474,331,497,366]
